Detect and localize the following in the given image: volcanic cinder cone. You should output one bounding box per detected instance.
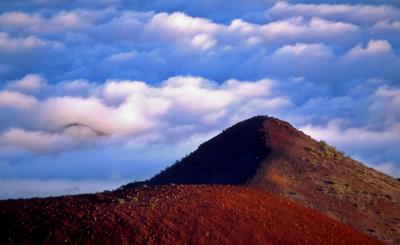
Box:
[149,116,400,243]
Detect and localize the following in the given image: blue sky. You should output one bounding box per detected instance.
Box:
[0,0,399,198]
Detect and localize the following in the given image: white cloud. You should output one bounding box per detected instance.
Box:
[38,96,154,135]
[191,34,216,50]
[369,86,400,125]
[223,79,273,97]
[272,43,334,58]
[267,2,400,25]
[0,90,38,109]
[0,129,76,153]
[344,39,393,59]
[260,17,360,45]
[0,75,287,153]
[7,74,47,92]
[103,79,148,103]
[301,121,400,148]
[0,32,61,51]
[147,12,220,40]
[0,1,399,198]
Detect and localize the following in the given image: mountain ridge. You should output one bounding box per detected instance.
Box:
[144,115,400,243]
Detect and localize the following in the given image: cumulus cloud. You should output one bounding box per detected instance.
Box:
[0,32,60,51]
[0,90,38,109]
[0,3,399,82]
[0,76,282,147]
[266,2,400,25]
[7,74,47,92]
[0,0,399,198]
[0,129,77,154]
[344,39,393,58]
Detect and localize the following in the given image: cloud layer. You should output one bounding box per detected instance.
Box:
[0,1,399,198]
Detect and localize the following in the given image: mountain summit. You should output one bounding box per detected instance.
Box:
[148,115,400,243]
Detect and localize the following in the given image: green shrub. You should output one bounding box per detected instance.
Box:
[320,140,329,151]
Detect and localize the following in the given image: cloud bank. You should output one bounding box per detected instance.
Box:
[0,1,399,198]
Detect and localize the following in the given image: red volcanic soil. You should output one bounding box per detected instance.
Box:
[148,116,400,243]
[0,185,381,245]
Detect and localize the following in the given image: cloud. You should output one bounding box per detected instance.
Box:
[147,12,220,39]
[0,76,282,145]
[0,90,38,109]
[0,1,399,198]
[369,86,400,126]
[191,34,217,50]
[261,17,360,45]
[1,73,398,179]
[0,32,60,51]
[0,3,398,83]
[0,129,77,154]
[7,74,47,92]
[344,39,393,58]
[266,2,400,25]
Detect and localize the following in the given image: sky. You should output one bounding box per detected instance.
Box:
[0,0,399,199]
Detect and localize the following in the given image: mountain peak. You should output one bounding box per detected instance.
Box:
[150,115,272,185]
[148,116,400,243]
[149,115,307,185]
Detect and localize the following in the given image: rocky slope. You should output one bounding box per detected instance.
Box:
[148,116,400,243]
[0,185,381,245]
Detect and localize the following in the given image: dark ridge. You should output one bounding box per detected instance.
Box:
[64,123,90,128]
[62,122,108,136]
[117,180,148,191]
[149,115,272,185]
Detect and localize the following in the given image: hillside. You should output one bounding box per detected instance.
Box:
[0,185,381,244]
[148,116,400,243]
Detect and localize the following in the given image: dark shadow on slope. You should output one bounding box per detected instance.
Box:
[148,116,271,185]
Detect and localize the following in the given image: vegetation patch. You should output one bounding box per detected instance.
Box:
[318,141,346,161]
[319,141,329,151]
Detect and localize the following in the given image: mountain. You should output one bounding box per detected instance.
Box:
[0,185,380,244]
[1,115,398,244]
[147,116,400,244]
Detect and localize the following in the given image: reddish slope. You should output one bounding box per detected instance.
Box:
[148,116,400,243]
[0,185,380,245]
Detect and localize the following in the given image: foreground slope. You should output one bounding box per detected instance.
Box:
[0,185,380,244]
[149,116,400,243]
